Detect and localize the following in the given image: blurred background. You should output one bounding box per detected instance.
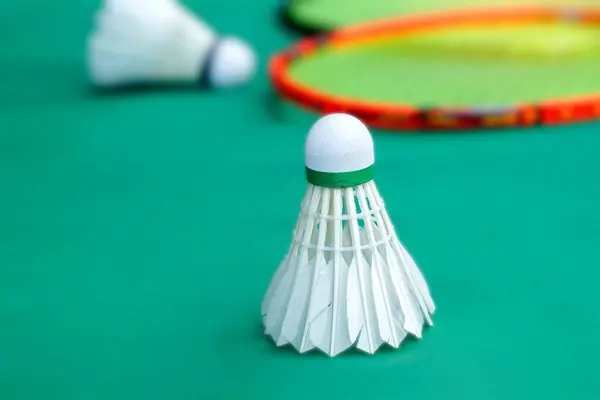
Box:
[1,0,600,399]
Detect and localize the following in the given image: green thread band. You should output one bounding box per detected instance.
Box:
[306,165,375,188]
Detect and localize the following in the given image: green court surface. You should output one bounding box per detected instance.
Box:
[289,23,600,106]
[285,0,600,31]
[1,0,600,400]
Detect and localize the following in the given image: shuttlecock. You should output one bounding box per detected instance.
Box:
[88,0,256,89]
[262,113,435,356]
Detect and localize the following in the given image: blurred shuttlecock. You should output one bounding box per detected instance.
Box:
[262,113,435,356]
[88,0,256,89]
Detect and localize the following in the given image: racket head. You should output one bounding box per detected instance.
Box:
[278,0,332,35]
[269,6,600,131]
[281,0,600,34]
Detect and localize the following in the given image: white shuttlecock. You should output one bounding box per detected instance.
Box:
[88,0,256,88]
[262,113,435,357]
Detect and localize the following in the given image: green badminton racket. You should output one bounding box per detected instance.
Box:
[279,0,600,34]
[270,6,600,131]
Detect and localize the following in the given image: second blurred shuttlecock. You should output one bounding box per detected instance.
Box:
[262,113,435,356]
[88,0,256,89]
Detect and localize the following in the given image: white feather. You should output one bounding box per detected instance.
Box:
[346,246,365,345]
[368,181,435,316]
[87,0,255,88]
[308,189,352,356]
[309,258,351,356]
[262,187,314,319]
[365,181,429,334]
[270,186,320,346]
[400,245,436,315]
[279,254,313,348]
[262,255,295,342]
[345,188,383,354]
[357,186,406,348]
[295,188,332,353]
[261,256,289,333]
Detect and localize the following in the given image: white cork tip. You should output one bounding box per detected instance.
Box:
[304,113,375,173]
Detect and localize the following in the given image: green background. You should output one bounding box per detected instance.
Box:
[1,1,600,399]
